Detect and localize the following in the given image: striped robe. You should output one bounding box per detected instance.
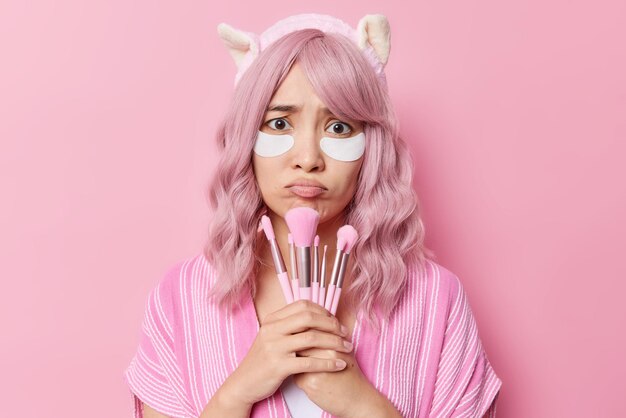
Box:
[123,253,502,418]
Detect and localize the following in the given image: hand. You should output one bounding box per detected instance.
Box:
[224,300,353,407]
[293,340,374,417]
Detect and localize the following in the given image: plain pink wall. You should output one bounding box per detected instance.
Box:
[1,1,624,417]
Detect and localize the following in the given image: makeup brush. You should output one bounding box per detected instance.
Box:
[324,238,345,312]
[330,225,358,315]
[285,207,320,301]
[312,235,320,305]
[318,245,328,307]
[288,233,299,301]
[260,215,293,304]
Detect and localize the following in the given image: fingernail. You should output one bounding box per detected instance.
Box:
[340,325,348,335]
[343,340,353,350]
[335,360,346,369]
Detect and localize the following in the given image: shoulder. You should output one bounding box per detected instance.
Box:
[153,252,217,296]
[156,252,215,288]
[407,258,467,306]
[146,253,217,325]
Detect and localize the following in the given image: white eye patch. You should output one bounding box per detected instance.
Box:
[253,131,294,157]
[254,131,365,162]
[319,133,365,162]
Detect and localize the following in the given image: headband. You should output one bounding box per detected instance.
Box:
[216,13,391,88]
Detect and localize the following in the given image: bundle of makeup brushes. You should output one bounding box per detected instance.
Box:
[259,207,358,316]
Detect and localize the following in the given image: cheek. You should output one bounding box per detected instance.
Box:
[253,158,281,197]
[253,160,268,186]
[330,161,362,195]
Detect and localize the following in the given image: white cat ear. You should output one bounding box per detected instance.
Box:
[356,14,391,66]
[216,22,259,68]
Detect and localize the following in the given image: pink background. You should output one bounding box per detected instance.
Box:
[1,1,624,417]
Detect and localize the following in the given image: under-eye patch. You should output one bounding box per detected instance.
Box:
[320,132,365,162]
[253,130,366,161]
[253,130,295,157]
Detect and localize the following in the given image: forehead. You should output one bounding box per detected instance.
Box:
[269,63,323,107]
[264,62,363,128]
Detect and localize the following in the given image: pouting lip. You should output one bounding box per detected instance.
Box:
[287,186,325,198]
[285,179,328,190]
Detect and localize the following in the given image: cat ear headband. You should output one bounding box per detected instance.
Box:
[216,13,391,88]
[216,13,391,162]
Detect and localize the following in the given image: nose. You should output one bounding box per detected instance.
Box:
[290,127,325,172]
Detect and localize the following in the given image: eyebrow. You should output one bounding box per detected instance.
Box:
[266,103,333,114]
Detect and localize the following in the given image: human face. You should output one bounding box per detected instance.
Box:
[252,62,364,224]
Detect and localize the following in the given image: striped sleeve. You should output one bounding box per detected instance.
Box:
[123,267,193,418]
[428,274,502,418]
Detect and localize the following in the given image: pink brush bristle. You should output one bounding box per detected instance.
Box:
[314,235,320,246]
[260,215,275,240]
[285,207,320,247]
[337,225,358,253]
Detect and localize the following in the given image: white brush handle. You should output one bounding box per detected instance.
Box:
[291,279,299,301]
[300,286,311,301]
[330,287,342,315]
[277,271,293,304]
[324,284,336,311]
[312,283,320,306]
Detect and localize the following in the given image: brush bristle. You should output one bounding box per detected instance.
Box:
[260,215,275,240]
[337,225,358,253]
[285,207,320,247]
[314,235,320,246]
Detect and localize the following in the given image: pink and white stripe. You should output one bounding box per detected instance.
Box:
[123,254,502,417]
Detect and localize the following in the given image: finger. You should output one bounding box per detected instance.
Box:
[283,355,347,374]
[285,330,353,354]
[273,310,347,337]
[265,299,332,323]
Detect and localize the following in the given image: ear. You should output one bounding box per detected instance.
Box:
[216,22,259,68]
[356,14,391,66]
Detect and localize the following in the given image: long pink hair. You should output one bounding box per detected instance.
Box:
[204,28,435,333]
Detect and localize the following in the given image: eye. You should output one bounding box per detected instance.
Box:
[266,118,292,131]
[326,122,352,136]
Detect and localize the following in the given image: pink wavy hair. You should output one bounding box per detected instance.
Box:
[204,28,435,333]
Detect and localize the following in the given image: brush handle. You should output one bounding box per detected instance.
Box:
[277,271,293,304]
[312,282,319,306]
[318,286,326,307]
[291,279,300,301]
[330,287,342,315]
[300,286,311,301]
[324,284,336,311]
[288,241,298,302]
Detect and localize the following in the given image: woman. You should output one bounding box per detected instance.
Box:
[124,13,502,418]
